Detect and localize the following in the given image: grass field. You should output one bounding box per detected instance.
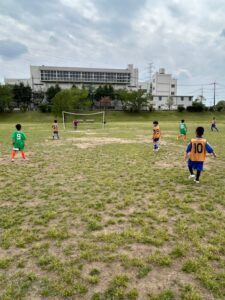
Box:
[0,113,225,299]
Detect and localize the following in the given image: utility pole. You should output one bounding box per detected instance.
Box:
[148,62,154,94]
[213,82,216,107]
[201,86,203,102]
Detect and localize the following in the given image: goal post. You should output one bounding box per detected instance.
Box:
[62,111,105,129]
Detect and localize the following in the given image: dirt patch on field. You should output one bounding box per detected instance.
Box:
[0,157,31,165]
[155,159,183,169]
[67,137,150,149]
[135,262,211,300]
[83,262,125,299]
[44,136,169,149]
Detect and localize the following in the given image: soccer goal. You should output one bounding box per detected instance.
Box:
[62,111,106,130]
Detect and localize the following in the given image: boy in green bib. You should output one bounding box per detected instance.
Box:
[177,119,187,141]
[11,124,27,162]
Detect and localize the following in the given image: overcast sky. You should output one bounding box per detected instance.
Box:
[1,0,225,104]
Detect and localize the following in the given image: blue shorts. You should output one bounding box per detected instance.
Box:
[188,159,204,171]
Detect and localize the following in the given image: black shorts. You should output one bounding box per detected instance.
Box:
[153,138,159,142]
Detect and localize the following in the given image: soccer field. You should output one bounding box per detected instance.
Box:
[0,119,225,299]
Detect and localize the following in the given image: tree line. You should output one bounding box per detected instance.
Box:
[1,82,225,114]
[0,83,151,114]
[0,83,32,112]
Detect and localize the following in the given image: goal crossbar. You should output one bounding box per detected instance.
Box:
[62,111,105,129]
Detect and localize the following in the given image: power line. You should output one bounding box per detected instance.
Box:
[178,83,214,86]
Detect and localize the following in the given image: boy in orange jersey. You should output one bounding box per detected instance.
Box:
[152,121,161,151]
[184,127,216,183]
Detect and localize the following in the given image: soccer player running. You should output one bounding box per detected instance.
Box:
[211,117,219,132]
[52,120,59,139]
[177,119,187,141]
[184,126,216,183]
[152,121,161,152]
[11,124,27,162]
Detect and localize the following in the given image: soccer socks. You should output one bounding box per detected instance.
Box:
[188,168,201,182]
[196,171,201,181]
[188,166,194,175]
[11,150,16,159]
[11,150,26,160]
[153,144,158,150]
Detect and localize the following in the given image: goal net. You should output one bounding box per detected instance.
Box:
[62,111,106,130]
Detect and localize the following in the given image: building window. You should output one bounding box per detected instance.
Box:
[181,96,184,101]
[159,96,162,101]
[171,92,175,95]
[171,84,175,88]
[189,97,192,101]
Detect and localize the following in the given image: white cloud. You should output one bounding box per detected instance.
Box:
[1,0,225,102]
[60,0,100,21]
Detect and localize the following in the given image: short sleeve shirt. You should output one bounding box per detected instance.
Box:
[11,131,26,150]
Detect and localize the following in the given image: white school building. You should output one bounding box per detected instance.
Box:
[151,68,193,109]
[5,64,139,91]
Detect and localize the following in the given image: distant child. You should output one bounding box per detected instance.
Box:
[73,119,79,130]
[185,126,216,183]
[177,119,187,140]
[152,121,161,151]
[52,120,59,139]
[11,124,27,162]
[211,117,219,132]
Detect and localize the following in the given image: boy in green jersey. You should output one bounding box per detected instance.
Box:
[177,119,187,141]
[11,124,27,162]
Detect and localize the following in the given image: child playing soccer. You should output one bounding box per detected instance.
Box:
[52,120,59,139]
[177,119,187,140]
[11,124,27,162]
[184,126,216,183]
[211,117,219,132]
[152,121,161,151]
[73,119,79,130]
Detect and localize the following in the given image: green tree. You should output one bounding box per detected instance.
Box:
[166,96,174,110]
[116,89,132,110]
[0,85,13,112]
[52,87,90,115]
[71,87,90,110]
[177,105,185,112]
[187,100,205,112]
[12,83,32,111]
[87,85,95,109]
[94,85,104,101]
[52,90,72,115]
[107,85,115,100]
[46,84,61,103]
[117,89,148,112]
[216,100,225,111]
[94,85,115,101]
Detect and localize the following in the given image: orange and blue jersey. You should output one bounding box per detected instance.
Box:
[186,136,214,170]
[52,123,59,132]
[153,125,161,139]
